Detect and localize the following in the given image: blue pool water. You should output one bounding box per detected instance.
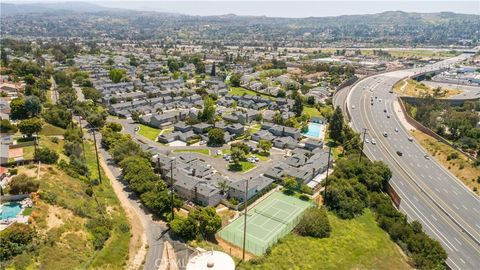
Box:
[303,123,324,138]
[1,202,22,219]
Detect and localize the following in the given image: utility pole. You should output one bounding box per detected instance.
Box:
[323,146,332,204]
[78,116,86,161]
[359,128,368,163]
[242,177,250,261]
[91,128,102,184]
[170,158,176,220]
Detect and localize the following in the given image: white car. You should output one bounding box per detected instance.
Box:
[352,105,356,109]
[408,137,413,142]
[217,150,223,155]
[394,128,399,132]
[365,138,370,144]
[371,139,377,145]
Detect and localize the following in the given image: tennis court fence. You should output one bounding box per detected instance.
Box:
[218,206,309,256]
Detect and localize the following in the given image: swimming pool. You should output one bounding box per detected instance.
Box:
[303,123,324,138]
[1,202,22,219]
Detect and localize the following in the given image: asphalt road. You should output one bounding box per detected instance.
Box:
[341,54,480,269]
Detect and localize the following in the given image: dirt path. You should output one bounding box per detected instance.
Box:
[98,154,148,270]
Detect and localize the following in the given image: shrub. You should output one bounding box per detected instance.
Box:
[296,207,331,238]
[34,148,59,164]
[86,217,112,250]
[8,168,18,175]
[8,174,39,194]
[0,223,36,262]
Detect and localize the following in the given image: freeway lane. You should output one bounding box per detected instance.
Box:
[344,55,480,269]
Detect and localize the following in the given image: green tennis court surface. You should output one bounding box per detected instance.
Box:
[217,191,313,255]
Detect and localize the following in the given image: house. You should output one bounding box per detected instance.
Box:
[227,175,274,202]
[303,138,323,150]
[226,123,245,135]
[268,125,301,140]
[192,123,211,134]
[251,130,275,142]
[174,121,192,132]
[273,136,298,149]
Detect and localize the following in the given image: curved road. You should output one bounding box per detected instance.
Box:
[338,54,480,269]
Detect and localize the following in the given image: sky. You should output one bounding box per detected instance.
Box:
[7,1,480,17]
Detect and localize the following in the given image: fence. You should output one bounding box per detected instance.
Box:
[217,205,309,256]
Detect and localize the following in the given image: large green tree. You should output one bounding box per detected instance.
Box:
[329,106,344,143]
[199,96,216,123]
[18,117,43,137]
[25,95,42,117]
[207,128,225,146]
[10,98,27,119]
[108,69,126,83]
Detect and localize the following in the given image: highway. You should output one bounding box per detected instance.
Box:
[337,54,480,269]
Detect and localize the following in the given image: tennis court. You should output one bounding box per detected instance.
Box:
[217,191,313,255]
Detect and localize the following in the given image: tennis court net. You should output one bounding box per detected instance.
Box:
[253,209,290,224]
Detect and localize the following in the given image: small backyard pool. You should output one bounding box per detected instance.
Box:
[1,202,22,219]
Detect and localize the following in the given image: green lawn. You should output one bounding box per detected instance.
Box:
[39,123,65,136]
[304,106,322,118]
[138,124,161,141]
[248,124,262,134]
[22,207,33,216]
[239,209,411,270]
[230,86,276,101]
[251,153,269,161]
[173,149,210,156]
[228,161,256,172]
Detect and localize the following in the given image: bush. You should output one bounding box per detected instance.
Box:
[296,207,331,238]
[86,217,112,250]
[8,168,18,175]
[34,148,59,164]
[8,174,39,194]
[0,223,36,262]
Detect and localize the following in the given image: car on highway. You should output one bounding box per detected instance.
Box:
[424,155,430,160]
[394,128,399,132]
[371,139,376,145]
[396,151,403,156]
[387,115,390,118]
[383,132,388,137]
[408,137,413,142]
[383,109,387,113]
[365,138,370,143]
[352,105,356,109]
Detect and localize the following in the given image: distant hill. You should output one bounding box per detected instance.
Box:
[0,2,119,15]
